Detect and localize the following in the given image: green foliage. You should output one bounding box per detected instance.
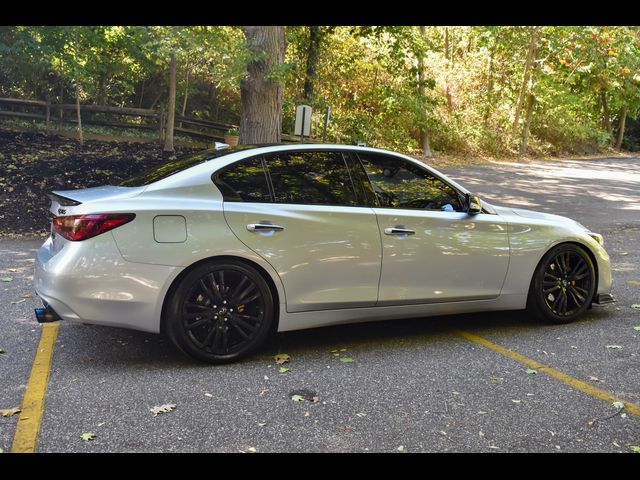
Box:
[2,26,640,157]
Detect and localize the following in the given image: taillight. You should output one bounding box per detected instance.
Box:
[52,213,136,241]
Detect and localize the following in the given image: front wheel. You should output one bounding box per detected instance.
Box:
[165,260,274,363]
[528,244,596,324]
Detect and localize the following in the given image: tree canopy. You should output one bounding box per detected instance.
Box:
[1,26,639,155]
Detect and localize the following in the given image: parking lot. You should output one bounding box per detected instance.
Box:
[1,156,639,453]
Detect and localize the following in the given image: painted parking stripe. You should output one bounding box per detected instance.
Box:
[456,330,640,417]
[11,322,60,453]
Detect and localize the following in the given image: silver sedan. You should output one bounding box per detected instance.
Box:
[34,144,613,363]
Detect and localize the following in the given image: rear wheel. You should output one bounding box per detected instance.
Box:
[528,244,596,324]
[166,260,274,363]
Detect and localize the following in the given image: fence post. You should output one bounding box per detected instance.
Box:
[158,109,165,145]
[45,99,51,131]
[58,100,64,130]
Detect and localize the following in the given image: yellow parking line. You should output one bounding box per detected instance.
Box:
[11,322,60,453]
[456,330,640,417]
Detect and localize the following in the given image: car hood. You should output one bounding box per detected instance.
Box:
[490,204,586,230]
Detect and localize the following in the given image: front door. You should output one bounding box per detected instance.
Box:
[355,152,510,305]
[217,150,382,313]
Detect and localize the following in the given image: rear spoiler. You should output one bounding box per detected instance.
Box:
[48,192,81,207]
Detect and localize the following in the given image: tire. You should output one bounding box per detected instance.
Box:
[165,259,274,363]
[527,244,596,324]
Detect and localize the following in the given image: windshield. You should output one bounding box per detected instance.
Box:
[120,145,258,187]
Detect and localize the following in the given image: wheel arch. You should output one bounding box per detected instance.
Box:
[528,240,599,302]
[160,255,282,335]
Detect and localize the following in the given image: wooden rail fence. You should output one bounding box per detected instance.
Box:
[0,97,330,144]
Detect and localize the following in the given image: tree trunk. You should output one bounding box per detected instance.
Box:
[519,92,535,155]
[417,26,433,158]
[240,26,287,144]
[600,89,612,141]
[303,26,321,102]
[483,39,495,124]
[615,105,628,150]
[512,26,539,137]
[163,53,177,152]
[179,65,190,129]
[75,82,83,145]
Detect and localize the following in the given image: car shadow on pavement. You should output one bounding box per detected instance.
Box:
[52,307,614,368]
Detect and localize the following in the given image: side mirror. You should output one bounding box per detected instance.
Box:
[464,193,482,215]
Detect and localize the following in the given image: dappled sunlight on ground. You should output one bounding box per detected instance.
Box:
[444,157,640,229]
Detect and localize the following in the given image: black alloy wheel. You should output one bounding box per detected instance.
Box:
[528,244,596,324]
[166,260,274,363]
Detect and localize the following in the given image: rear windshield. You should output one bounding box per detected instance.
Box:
[120,145,257,187]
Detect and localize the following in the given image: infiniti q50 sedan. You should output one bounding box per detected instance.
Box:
[34,144,613,363]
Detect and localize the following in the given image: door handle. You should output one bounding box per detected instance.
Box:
[247,223,285,232]
[384,227,415,236]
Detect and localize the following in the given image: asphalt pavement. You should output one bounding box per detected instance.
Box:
[1,156,639,453]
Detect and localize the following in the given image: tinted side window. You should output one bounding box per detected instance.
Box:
[214,157,272,202]
[358,153,462,211]
[265,151,358,206]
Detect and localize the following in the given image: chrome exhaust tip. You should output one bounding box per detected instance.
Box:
[35,305,61,323]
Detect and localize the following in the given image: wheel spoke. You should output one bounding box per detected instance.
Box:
[229,276,249,303]
[567,287,582,308]
[229,319,251,340]
[201,325,216,346]
[230,314,259,333]
[200,278,222,304]
[208,273,225,302]
[184,310,212,320]
[186,317,211,330]
[568,285,586,303]
[186,302,211,311]
[544,272,560,281]
[543,285,560,294]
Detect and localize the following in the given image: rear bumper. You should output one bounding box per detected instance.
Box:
[593,293,615,305]
[34,234,179,333]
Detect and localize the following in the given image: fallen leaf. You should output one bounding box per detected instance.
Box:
[311,396,320,403]
[525,368,537,375]
[274,353,290,365]
[612,401,625,410]
[11,299,26,305]
[479,431,485,438]
[239,446,257,453]
[511,399,521,404]
[332,353,340,357]
[488,446,499,450]
[634,326,640,331]
[329,349,338,353]
[279,367,290,374]
[258,422,267,427]
[356,412,367,418]
[589,376,601,382]
[0,407,21,417]
[0,347,4,354]
[80,433,96,441]
[8,268,19,273]
[22,293,33,298]
[477,411,488,415]
[291,395,305,402]
[150,404,176,416]
[259,388,269,396]
[620,252,629,256]
[204,393,213,398]
[1,278,12,282]
[613,441,620,448]
[0,447,3,453]
[628,279,640,286]
[631,305,640,310]
[397,445,405,452]
[97,422,106,427]
[339,358,354,363]
[304,411,310,417]
[630,446,640,453]
[606,345,622,349]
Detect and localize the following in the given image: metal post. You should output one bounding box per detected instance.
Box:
[300,107,306,143]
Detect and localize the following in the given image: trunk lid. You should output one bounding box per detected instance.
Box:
[48,185,145,215]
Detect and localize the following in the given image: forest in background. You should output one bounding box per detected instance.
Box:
[1,26,640,157]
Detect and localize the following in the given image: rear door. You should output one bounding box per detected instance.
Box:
[219,150,381,313]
